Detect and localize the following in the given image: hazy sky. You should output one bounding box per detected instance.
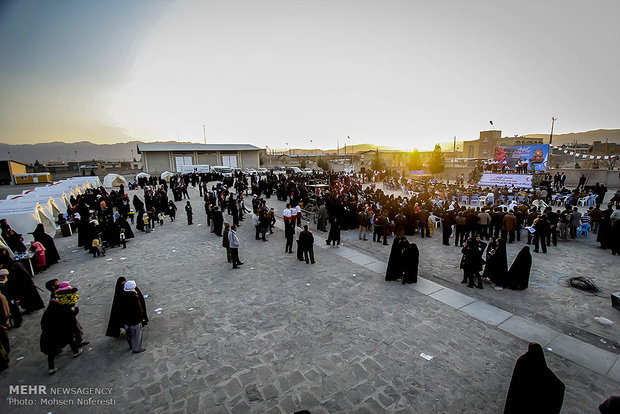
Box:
[1,0,619,150]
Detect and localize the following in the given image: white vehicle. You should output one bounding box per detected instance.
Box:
[245,168,258,175]
[286,167,303,174]
[302,168,314,175]
[211,166,233,177]
[180,164,211,174]
[257,168,268,174]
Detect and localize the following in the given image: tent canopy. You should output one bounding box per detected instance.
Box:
[0,202,56,238]
[160,171,175,182]
[136,172,150,179]
[103,174,128,188]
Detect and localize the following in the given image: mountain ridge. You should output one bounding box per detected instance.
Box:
[2,129,618,164]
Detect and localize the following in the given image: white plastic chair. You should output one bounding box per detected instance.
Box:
[577,196,589,206]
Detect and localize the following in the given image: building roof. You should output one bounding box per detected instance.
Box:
[0,159,27,166]
[137,143,260,153]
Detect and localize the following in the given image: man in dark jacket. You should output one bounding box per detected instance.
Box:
[120,281,147,353]
[533,215,550,253]
[299,225,315,264]
[418,208,431,238]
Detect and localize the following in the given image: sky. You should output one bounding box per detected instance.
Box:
[1,0,619,151]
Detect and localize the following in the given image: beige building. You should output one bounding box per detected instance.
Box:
[359,150,433,174]
[462,130,544,159]
[137,143,261,174]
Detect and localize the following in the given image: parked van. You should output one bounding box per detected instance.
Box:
[211,166,233,177]
[180,164,211,174]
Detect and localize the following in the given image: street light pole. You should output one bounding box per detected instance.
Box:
[549,116,556,146]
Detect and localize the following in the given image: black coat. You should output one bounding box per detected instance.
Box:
[299,230,314,249]
[119,290,147,326]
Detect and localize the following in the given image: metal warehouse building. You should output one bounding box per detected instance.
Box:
[137,143,261,174]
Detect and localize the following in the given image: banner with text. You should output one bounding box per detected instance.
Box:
[478,173,533,188]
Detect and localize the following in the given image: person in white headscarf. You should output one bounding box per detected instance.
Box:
[120,280,147,353]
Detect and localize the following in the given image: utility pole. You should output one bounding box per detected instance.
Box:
[549,116,556,146]
[453,136,456,153]
[203,125,206,144]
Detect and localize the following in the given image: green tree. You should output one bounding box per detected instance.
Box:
[428,144,445,175]
[407,149,422,171]
[317,157,329,171]
[299,158,307,169]
[370,151,385,171]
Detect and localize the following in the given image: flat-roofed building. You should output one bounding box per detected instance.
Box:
[137,143,261,174]
[0,159,28,185]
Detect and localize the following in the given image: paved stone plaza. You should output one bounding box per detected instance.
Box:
[0,183,618,413]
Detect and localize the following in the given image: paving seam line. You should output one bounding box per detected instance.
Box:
[272,216,619,381]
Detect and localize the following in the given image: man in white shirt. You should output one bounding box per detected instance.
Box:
[283,204,292,224]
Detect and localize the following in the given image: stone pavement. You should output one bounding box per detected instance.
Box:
[0,183,618,414]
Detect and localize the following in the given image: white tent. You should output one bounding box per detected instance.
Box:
[136,172,150,180]
[14,196,63,221]
[65,176,101,188]
[0,203,56,238]
[103,173,128,188]
[160,171,175,182]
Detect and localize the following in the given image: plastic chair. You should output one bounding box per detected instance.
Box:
[532,199,548,209]
[461,196,469,205]
[576,223,590,238]
[470,195,479,205]
[577,196,589,206]
[587,195,597,206]
[477,195,487,207]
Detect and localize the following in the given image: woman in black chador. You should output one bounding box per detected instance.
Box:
[504,342,565,414]
[506,246,533,290]
[32,223,60,265]
[115,215,135,239]
[460,237,484,289]
[385,236,409,281]
[326,217,341,247]
[105,277,147,338]
[401,240,419,284]
[483,237,508,287]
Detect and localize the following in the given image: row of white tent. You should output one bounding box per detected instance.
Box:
[102,171,176,188]
[0,177,101,240]
[1,172,179,243]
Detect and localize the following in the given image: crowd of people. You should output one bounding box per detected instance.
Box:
[0,166,618,378]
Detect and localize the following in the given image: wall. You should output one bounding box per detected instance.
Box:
[557,169,620,187]
[196,152,218,165]
[433,166,619,188]
[240,151,260,169]
[10,161,27,175]
[143,152,171,174]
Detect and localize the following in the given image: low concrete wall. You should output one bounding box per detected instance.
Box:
[433,167,619,188]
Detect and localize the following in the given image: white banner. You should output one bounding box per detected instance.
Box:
[478,173,533,188]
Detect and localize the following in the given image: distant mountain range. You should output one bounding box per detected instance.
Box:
[2,129,618,164]
[523,129,620,146]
